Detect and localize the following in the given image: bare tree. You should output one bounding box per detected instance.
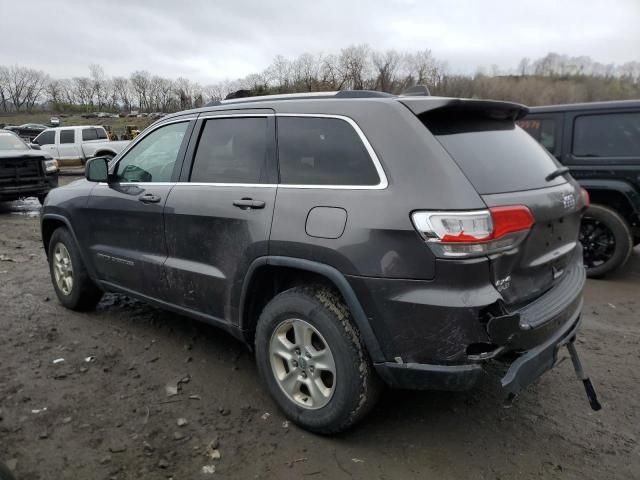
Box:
[0,66,9,112]
[4,65,31,111]
[130,70,151,111]
[372,49,402,92]
[72,77,93,110]
[339,44,371,90]
[112,77,132,112]
[90,64,107,109]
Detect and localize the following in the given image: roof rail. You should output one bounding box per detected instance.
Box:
[401,85,431,96]
[204,89,394,107]
[334,90,394,98]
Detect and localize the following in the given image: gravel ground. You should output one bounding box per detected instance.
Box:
[0,179,638,479]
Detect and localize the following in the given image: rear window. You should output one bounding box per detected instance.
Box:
[573,112,640,157]
[422,112,565,194]
[277,117,380,186]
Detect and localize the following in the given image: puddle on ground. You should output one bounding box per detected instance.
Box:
[0,197,41,217]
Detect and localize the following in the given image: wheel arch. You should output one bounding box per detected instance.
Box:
[579,179,640,227]
[238,256,385,363]
[93,149,117,158]
[41,213,98,279]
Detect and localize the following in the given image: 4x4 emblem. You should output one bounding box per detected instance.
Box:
[562,192,576,210]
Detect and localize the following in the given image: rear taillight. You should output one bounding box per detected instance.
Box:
[411,206,534,258]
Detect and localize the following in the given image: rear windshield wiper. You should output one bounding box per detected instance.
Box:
[545,166,570,182]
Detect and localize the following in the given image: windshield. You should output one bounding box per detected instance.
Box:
[421,111,566,194]
[0,132,29,151]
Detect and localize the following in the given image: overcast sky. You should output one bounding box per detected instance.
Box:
[1,0,638,83]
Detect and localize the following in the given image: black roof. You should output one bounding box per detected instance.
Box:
[528,99,640,113]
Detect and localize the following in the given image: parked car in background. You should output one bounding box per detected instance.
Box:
[41,91,591,433]
[50,116,60,126]
[32,126,130,166]
[5,123,48,141]
[519,100,640,277]
[0,129,58,204]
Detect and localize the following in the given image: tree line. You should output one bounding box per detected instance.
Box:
[1,47,639,114]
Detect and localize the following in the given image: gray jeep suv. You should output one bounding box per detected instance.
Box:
[41,91,590,433]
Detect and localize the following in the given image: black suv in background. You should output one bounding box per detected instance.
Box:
[0,129,58,204]
[41,92,589,433]
[519,100,640,277]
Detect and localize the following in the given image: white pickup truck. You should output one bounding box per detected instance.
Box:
[32,126,130,166]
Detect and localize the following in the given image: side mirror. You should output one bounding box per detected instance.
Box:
[85,156,110,182]
[29,143,41,150]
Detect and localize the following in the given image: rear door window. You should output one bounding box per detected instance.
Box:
[60,130,75,144]
[277,116,380,186]
[82,128,98,141]
[573,112,640,157]
[190,117,272,184]
[422,111,565,194]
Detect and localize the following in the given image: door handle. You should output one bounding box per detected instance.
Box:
[139,193,162,204]
[233,198,266,210]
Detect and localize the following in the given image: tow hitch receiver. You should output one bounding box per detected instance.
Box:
[567,341,602,411]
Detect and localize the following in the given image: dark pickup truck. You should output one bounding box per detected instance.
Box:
[519,100,640,277]
[0,130,59,204]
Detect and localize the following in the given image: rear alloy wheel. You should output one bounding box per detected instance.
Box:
[580,204,633,278]
[269,318,337,410]
[255,286,380,434]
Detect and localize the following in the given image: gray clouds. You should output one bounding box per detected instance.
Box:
[1,0,638,82]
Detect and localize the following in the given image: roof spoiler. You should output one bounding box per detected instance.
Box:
[400,97,529,121]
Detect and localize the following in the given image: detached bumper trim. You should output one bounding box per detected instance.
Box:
[501,302,581,394]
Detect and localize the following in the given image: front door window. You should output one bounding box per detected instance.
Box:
[115,122,189,182]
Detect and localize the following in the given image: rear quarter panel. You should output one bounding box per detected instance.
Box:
[269,101,485,279]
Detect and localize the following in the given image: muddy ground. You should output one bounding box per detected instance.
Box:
[0,177,638,479]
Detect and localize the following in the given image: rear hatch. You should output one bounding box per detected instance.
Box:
[403,98,584,305]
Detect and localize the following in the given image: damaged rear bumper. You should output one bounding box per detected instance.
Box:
[363,255,586,394]
[374,306,581,393]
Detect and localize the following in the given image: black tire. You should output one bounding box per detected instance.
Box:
[255,285,381,434]
[580,204,633,279]
[0,461,15,480]
[48,227,103,310]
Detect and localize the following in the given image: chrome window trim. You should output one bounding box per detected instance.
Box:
[199,113,274,119]
[104,113,388,191]
[274,113,388,190]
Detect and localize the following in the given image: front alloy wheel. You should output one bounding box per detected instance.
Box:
[269,318,337,409]
[52,242,74,295]
[48,227,103,311]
